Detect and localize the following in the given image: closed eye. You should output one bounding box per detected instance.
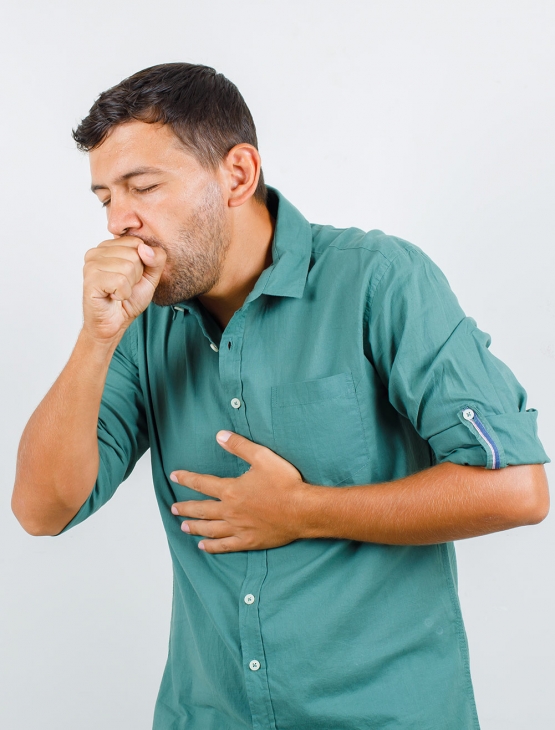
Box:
[100,184,159,208]
[133,184,159,195]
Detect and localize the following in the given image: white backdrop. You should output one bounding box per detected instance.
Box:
[1,2,553,728]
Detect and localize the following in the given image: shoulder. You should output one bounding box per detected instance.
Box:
[311,223,431,266]
[310,223,445,296]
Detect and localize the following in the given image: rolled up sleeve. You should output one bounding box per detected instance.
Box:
[366,243,550,469]
[56,319,150,534]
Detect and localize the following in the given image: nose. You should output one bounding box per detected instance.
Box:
[107,196,142,237]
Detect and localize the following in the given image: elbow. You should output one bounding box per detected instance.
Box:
[12,501,53,537]
[12,511,53,537]
[512,464,550,526]
[526,484,550,526]
[11,485,64,536]
[19,522,56,537]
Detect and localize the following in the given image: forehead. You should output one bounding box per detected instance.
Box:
[89,120,200,181]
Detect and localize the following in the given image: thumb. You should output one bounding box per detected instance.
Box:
[138,242,167,287]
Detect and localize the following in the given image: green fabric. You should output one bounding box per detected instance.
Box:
[58,186,549,729]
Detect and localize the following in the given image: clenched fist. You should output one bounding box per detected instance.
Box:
[82,236,167,343]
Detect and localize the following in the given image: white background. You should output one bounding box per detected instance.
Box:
[1,1,553,728]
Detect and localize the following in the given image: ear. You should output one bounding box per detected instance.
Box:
[220,143,262,208]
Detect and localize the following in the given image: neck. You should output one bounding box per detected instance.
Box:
[197,198,276,331]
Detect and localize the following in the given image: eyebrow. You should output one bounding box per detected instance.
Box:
[91,166,164,192]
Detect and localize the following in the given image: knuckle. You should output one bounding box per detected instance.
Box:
[221,484,234,502]
[223,505,237,522]
[97,239,114,248]
[250,452,265,468]
[206,525,218,538]
[124,258,139,278]
[121,259,134,277]
[112,272,131,292]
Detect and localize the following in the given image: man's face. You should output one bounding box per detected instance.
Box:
[89,120,232,306]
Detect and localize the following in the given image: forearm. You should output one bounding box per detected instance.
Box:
[12,328,120,535]
[300,462,550,544]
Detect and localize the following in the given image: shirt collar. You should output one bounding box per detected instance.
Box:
[172,185,312,318]
[258,185,313,299]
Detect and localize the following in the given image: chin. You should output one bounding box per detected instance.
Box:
[152,291,182,307]
[152,283,199,307]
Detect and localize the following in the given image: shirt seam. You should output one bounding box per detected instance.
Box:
[366,247,429,313]
[438,543,482,729]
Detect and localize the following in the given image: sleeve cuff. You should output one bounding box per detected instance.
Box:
[428,407,550,469]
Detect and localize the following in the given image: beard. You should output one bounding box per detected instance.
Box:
[139,180,232,307]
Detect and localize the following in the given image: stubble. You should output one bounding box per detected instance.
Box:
[142,181,232,307]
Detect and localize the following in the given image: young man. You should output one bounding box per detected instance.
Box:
[12,63,550,729]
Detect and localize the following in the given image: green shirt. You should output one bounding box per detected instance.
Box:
[59,186,549,729]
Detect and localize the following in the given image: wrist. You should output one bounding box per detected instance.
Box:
[77,326,124,359]
[295,483,337,540]
[70,328,123,383]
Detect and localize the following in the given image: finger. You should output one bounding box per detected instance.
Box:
[84,245,145,296]
[84,256,144,288]
[215,430,272,468]
[85,253,145,281]
[85,243,145,263]
[97,235,144,250]
[170,470,225,498]
[171,499,222,520]
[181,520,233,538]
[87,270,134,301]
[199,536,246,554]
[137,242,167,288]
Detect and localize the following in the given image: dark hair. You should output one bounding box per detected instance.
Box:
[73,62,268,206]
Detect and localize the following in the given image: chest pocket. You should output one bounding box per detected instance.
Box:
[271,370,370,486]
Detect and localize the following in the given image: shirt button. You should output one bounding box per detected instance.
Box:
[244,594,255,605]
[463,408,475,420]
[231,398,241,409]
[249,659,261,671]
[209,342,219,352]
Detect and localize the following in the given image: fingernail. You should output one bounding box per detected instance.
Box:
[142,244,154,258]
[198,541,206,550]
[217,430,232,443]
[181,522,190,533]
[171,505,179,515]
[170,473,178,482]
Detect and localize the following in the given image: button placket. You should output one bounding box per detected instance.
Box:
[216,304,275,726]
[239,550,275,729]
[226,304,276,730]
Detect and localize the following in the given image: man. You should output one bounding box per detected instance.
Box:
[12,62,550,729]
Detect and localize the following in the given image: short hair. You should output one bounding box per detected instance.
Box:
[72,62,268,206]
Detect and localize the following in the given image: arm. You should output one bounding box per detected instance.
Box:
[12,332,120,536]
[300,461,549,544]
[168,432,549,553]
[169,242,550,553]
[12,237,166,536]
